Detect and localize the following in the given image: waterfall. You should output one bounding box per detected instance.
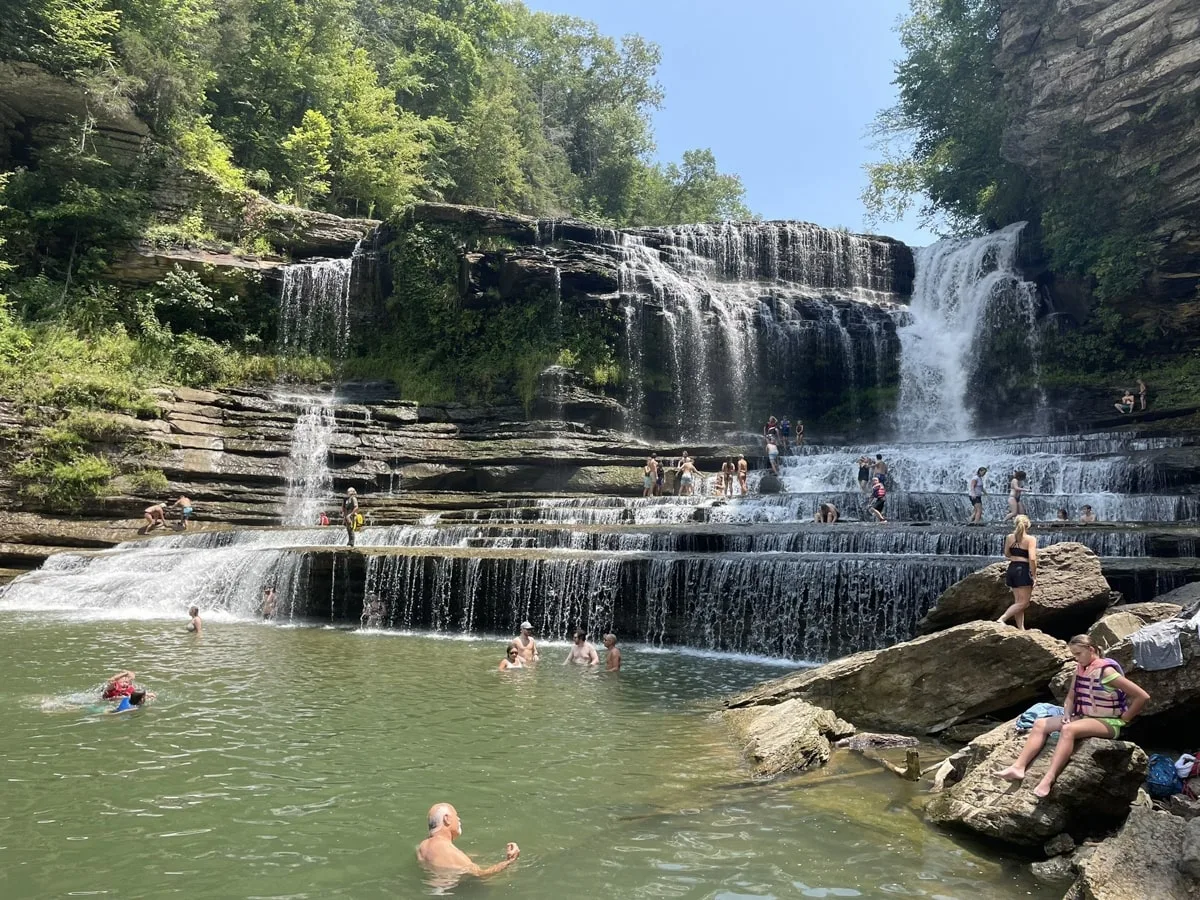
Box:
[615,223,903,438]
[896,223,1042,439]
[278,241,361,356]
[278,394,337,526]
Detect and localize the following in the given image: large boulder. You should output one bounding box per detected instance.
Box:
[1116,601,1187,624]
[1065,807,1197,900]
[1051,628,1200,720]
[917,542,1115,636]
[926,730,1147,846]
[726,622,1071,734]
[721,698,855,777]
[1158,583,1200,617]
[1088,612,1148,652]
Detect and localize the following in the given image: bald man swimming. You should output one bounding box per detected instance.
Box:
[416,803,520,879]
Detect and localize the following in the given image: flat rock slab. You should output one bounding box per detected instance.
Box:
[722,698,855,777]
[726,621,1071,734]
[1066,807,1198,900]
[918,542,1113,636]
[927,732,1147,846]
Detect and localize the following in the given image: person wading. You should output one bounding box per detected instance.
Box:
[416,803,519,881]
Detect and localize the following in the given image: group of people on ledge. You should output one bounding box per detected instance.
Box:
[1114,379,1148,415]
[139,496,194,534]
[969,467,1100,525]
[642,451,751,498]
[498,622,621,672]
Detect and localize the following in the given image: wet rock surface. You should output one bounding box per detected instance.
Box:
[722,698,855,777]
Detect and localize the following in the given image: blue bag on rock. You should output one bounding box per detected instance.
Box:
[1146,753,1184,798]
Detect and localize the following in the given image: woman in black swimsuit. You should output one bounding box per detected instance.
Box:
[997,514,1037,630]
[856,456,872,492]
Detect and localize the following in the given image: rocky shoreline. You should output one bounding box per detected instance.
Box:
[720,545,1200,897]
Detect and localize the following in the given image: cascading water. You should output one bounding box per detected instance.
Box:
[278,394,337,526]
[278,241,361,357]
[896,222,1042,439]
[615,223,904,438]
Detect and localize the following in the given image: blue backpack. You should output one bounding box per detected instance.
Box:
[1146,753,1184,799]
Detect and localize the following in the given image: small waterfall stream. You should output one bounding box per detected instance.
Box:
[896,223,1042,439]
[277,393,337,526]
[278,242,361,357]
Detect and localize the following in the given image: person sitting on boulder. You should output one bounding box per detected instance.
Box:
[1114,390,1135,414]
[997,634,1149,798]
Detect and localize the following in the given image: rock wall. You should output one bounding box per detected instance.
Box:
[998,0,1200,302]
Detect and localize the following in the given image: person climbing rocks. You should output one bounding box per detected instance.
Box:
[342,487,360,547]
[814,502,839,524]
[171,495,194,530]
[996,515,1036,630]
[417,802,520,881]
[996,634,1148,797]
[140,503,167,534]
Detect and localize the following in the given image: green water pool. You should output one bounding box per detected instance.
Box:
[0,613,1045,898]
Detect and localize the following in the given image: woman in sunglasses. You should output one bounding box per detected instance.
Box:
[498,644,525,671]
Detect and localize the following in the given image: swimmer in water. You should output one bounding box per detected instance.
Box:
[603,634,621,671]
[113,689,154,712]
[512,621,539,663]
[187,606,201,635]
[563,630,600,666]
[416,803,519,882]
[101,670,136,700]
[499,644,525,670]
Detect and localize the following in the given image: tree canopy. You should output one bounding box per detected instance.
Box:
[0,0,750,225]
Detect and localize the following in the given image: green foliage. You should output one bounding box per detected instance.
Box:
[60,409,137,442]
[281,109,333,207]
[634,149,753,225]
[14,453,115,510]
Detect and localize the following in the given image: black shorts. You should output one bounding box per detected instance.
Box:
[858,468,869,482]
[872,498,885,513]
[969,494,982,507]
[1005,562,1034,588]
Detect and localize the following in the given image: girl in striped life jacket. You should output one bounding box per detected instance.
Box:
[997,634,1149,797]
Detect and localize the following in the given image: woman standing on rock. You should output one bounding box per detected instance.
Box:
[996,514,1036,629]
[998,634,1148,797]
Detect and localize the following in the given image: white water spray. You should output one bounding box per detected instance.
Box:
[896,222,1041,440]
[278,395,337,526]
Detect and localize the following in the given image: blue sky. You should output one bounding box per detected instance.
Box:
[522,0,937,247]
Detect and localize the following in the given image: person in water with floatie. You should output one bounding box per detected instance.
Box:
[997,634,1149,797]
[113,689,154,712]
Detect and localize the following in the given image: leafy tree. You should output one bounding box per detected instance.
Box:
[635,149,752,225]
[281,109,333,206]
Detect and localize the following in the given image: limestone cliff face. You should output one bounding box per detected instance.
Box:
[997,0,1200,300]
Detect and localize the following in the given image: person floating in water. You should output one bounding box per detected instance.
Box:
[967,467,987,525]
[1114,390,1135,414]
[603,634,621,671]
[417,803,519,880]
[113,689,153,712]
[171,495,194,530]
[187,606,202,635]
[564,630,599,665]
[342,487,360,547]
[997,515,1036,630]
[997,635,1148,797]
[499,644,525,670]
[102,670,137,700]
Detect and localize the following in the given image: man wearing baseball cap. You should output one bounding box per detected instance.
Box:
[512,620,539,663]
